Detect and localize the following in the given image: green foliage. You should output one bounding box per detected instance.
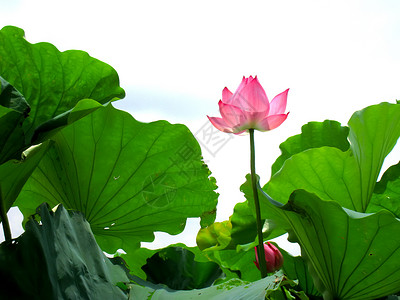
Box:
[203,244,262,282]
[196,220,232,251]
[245,179,400,299]
[118,243,213,281]
[129,271,288,299]
[0,76,29,163]
[279,247,321,297]
[266,102,400,213]
[0,203,128,299]
[0,25,125,223]
[271,120,349,175]
[235,102,400,298]
[0,25,220,298]
[2,24,400,299]
[368,162,400,216]
[0,141,51,219]
[230,201,257,245]
[142,246,223,290]
[0,26,125,143]
[348,102,400,211]
[266,146,361,210]
[16,103,218,254]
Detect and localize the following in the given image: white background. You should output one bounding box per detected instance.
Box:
[1,0,400,255]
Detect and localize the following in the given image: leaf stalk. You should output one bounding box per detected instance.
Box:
[249,129,268,278]
[0,187,12,242]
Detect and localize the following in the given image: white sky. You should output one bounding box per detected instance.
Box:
[1,0,400,254]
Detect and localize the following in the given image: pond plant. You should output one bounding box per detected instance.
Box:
[1,26,400,299]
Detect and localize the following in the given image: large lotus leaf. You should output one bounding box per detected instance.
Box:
[245,177,400,300]
[266,147,362,211]
[0,26,125,142]
[142,246,222,290]
[266,102,400,213]
[129,271,287,300]
[271,120,349,175]
[0,141,51,223]
[0,76,30,163]
[0,203,128,299]
[348,102,400,211]
[368,162,400,217]
[15,103,218,254]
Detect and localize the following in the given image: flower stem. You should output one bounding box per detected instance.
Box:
[0,187,12,242]
[249,129,268,278]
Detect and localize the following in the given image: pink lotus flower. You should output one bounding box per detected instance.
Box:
[207,76,289,134]
[254,242,284,273]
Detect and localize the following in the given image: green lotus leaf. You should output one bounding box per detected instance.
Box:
[0,75,29,115]
[119,243,211,281]
[129,271,287,300]
[279,247,321,297]
[204,245,262,282]
[348,102,400,211]
[271,120,349,175]
[0,26,125,143]
[229,199,286,246]
[229,201,258,245]
[266,102,400,213]
[0,141,51,223]
[15,104,218,254]
[141,246,222,290]
[0,203,128,299]
[368,162,400,217]
[266,146,362,211]
[31,98,104,144]
[245,176,400,300]
[0,76,29,163]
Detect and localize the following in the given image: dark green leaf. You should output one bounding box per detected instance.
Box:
[142,246,222,290]
[0,76,29,162]
[119,243,212,281]
[0,141,50,219]
[0,76,29,115]
[280,247,321,297]
[0,203,128,299]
